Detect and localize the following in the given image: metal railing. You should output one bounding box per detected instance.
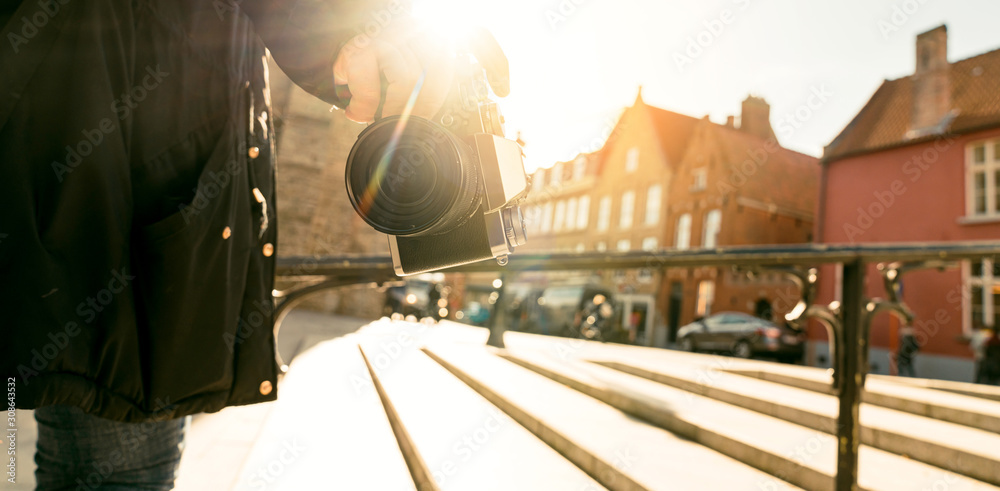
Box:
[275,241,1000,491]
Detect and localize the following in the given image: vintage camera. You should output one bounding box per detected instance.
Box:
[344,58,529,276]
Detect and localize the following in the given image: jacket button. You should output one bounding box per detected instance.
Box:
[222,226,232,239]
[262,243,274,257]
[259,380,272,396]
[248,146,260,159]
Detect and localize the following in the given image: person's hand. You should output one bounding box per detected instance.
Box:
[333,19,510,123]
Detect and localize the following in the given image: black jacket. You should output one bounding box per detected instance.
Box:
[1,0,365,422]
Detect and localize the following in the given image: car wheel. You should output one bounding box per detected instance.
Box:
[680,337,696,352]
[732,340,752,359]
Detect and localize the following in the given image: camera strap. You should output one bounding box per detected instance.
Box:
[332,71,390,122]
[374,72,388,121]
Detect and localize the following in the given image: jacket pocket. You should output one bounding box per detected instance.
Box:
[131,115,253,406]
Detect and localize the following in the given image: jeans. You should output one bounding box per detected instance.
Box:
[34,406,188,490]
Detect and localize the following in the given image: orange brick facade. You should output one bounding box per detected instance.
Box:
[520,92,819,345]
[269,59,388,318]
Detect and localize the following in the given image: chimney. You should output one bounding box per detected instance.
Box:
[910,25,951,133]
[725,115,735,128]
[739,96,777,141]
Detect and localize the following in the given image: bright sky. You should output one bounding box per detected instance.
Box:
[414,0,1000,172]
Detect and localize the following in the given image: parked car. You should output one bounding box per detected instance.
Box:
[676,312,804,362]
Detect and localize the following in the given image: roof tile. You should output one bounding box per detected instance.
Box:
[825,47,1000,162]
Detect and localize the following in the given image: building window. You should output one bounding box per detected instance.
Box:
[616,239,631,252]
[675,213,692,250]
[527,205,541,234]
[641,237,658,251]
[577,195,591,230]
[625,147,639,173]
[554,200,566,232]
[692,167,707,191]
[645,185,661,226]
[575,242,586,253]
[597,196,612,232]
[573,155,587,181]
[638,269,653,283]
[966,139,1000,218]
[533,168,546,193]
[565,198,577,231]
[619,191,635,229]
[702,209,722,248]
[971,259,1000,327]
[595,241,607,252]
[696,281,715,317]
[541,202,554,233]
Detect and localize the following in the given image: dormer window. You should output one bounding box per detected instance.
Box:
[625,147,639,173]
[692,167,707,191]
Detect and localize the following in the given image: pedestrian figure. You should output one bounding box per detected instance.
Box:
[897,325,919,377]
[982,329,1000,386]
[2,3,509,487]
[428,283,442,320]
[970,325,993,383]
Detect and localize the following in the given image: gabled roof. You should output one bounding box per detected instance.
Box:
[824,47,1000,163]
[709,123,819,215]
[645,104,700,166]
[537,95,700,181]
[530,90,816,201]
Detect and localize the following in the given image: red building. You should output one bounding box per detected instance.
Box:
[817,25,1000,380]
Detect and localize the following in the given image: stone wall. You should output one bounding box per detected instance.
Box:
[268,58,389,318]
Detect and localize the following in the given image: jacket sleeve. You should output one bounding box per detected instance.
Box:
[241,0,391,106]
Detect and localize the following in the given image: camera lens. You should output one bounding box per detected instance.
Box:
[346,116,482,236]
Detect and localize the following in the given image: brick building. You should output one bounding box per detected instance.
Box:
[816,26,1000,380]
[521,91,819,346]
[268,59,388,318]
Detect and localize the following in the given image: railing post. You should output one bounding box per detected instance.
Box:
[835,260,865,491]
[486,273,507,348]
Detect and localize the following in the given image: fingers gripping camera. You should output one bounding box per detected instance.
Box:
[344,60,529,276]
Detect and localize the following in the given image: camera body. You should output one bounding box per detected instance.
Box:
[345,58,529,276]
